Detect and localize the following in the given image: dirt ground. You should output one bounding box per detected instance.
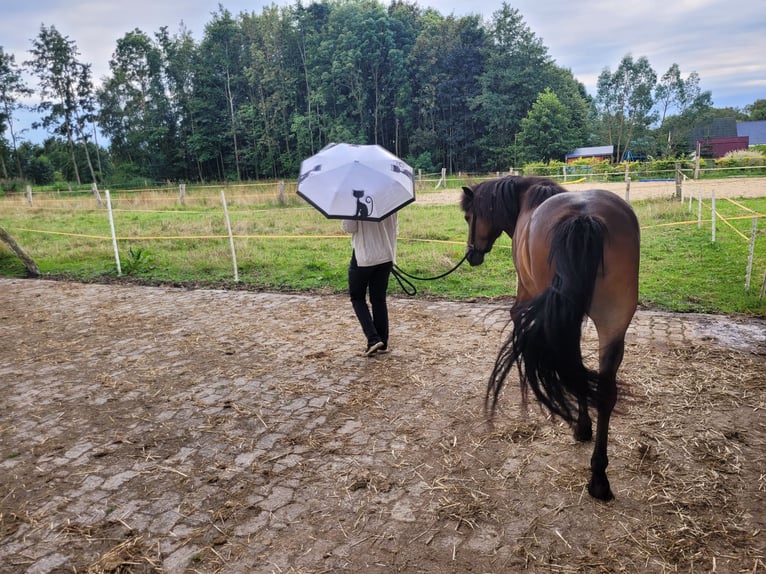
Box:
[1,277,765,573]
[417,175,766,204]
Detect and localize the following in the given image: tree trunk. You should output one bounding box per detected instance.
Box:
[0,225,40,277]
[225,68,241,182]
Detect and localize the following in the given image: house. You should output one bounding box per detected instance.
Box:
[565,145,614,163]
[737,120,766,146]
[696,136,749,159]
[689,118,766,157]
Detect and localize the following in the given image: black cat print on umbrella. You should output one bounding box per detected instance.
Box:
[297,143,416,221]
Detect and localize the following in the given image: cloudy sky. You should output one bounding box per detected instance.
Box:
[3,0,765,142]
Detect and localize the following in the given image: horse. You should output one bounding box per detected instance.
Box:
[460,175,640,501]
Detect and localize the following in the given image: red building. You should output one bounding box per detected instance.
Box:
[696,136,749,159]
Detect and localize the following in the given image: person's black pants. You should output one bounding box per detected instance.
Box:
[348,251,392,347]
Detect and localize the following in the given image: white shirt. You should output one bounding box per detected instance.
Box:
[341,214,398,267]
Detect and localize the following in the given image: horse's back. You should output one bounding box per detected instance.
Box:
[528,189,640,335]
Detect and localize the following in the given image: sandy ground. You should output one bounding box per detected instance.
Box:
[1,278,765,573]
[415,176,766,205]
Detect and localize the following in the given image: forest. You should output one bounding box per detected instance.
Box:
[1,0,765,188]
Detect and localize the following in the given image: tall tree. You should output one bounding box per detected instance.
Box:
[0,47,33,178]
[595,54,658,162]
[0,46,32,178]
[408,11,485,172]
[241,5,303,179]
[518,88,578,162]
[746,99,766,121]
[157,25,201,181]
[26,25,99,184]
[192,8,247,181]
[98,28,178,180]
[654,64,708,155]
[386,1,422,159]
[473,3,552,169]
[291,1,333,158]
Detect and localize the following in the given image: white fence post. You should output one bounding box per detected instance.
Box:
[745,217,758,291]
[711,191,716,243]
[179,183,186,205]
[435,168,446,189]
[105,189,121,276]
[220,189,239,282]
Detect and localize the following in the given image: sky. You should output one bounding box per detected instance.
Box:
[2,0,765,144]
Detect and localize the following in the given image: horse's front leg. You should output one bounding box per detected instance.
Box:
[588,339,624,501]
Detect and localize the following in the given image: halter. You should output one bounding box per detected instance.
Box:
[466,177,514,257]
[466,205,491,257]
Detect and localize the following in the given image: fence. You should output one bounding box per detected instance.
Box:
[1,176,765,309]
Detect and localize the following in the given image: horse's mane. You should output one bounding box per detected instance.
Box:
[523,176,566,209]
[461,176,565,228]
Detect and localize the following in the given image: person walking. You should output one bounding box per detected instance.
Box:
[341,213,398,356]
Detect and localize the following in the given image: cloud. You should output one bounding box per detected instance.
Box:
[2,0,763,112]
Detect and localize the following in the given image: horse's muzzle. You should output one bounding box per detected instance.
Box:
[466,246,485,266]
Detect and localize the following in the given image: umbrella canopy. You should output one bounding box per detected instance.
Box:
[297,143,415,221]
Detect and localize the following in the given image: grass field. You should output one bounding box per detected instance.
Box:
[1,184,765,315]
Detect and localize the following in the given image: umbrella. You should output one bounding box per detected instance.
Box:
[297,143,415,221]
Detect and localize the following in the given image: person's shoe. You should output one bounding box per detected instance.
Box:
[365,341,384,356]
[378,343,390,354]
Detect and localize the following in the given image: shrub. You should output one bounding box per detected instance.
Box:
[715,149,765,168]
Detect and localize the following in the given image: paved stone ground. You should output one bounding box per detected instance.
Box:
[1,278,764,573]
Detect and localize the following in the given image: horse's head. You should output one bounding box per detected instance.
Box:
[461,185,503,266]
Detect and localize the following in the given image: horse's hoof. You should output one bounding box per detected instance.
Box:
[588,479,614,501]
[573,424,592,442]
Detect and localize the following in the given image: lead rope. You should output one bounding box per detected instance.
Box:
[391,251,469,296]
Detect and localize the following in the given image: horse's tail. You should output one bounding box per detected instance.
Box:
[486,214,606,422]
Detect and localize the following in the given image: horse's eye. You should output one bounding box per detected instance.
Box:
[464,214,470,223]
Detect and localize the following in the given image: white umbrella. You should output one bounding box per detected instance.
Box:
[297,143,415,221]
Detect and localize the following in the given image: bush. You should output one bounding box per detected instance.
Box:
[715,149,765,168]
[523,160,566,177]
[0,178,26,194]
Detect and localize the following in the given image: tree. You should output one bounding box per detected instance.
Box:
[98,28,180,181]
[407,11,485,172]
[656,89,714,157]
[518,88,579,162]
[746,99,766,121]
[0,47,33,179]
[473,3,552,169]
[192,8,248,181]
[595,54,658,162]
[157,25,200,181]
[0,224,40,277]
[241,4,304,179]
[26,25,99,184]
[654,64,708,155]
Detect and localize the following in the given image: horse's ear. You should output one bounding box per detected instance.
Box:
[462,186,473,199]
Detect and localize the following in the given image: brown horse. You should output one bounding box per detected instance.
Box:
[461,175,640,501]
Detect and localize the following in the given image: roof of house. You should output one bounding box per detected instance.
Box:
[690,118,738,143]
[737,120,766,145]
[565,145,614,160]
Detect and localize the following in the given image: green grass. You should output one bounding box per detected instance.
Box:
[1,188,764,316]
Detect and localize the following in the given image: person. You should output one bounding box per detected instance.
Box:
[341,213,398,356]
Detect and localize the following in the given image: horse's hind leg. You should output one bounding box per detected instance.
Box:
[561,343,592,442]
[588,338,624,501]
[574,391,592,442]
